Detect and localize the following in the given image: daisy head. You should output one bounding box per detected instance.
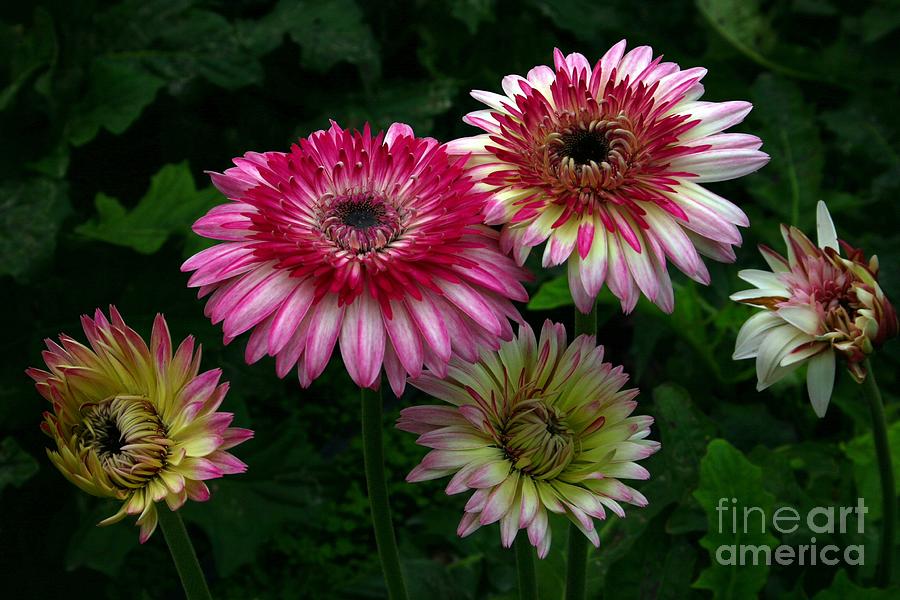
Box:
[182,122,531,395]
[398,320,658,557]
[27,307,252,542]
[732,202,897,416]
[448,40,768,313]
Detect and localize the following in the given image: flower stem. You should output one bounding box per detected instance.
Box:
[863,358,895,587]
[566,302,598,600]
[157,507,212,600]
[361,384,409,599]
[515,536,539,600]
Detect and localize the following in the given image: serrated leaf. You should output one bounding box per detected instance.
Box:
[0,437,39,493]
[693,439,778,600]
[0,178,70,280]
[65,59,164,146]
[75,162,219,254]
[747,74,824,228]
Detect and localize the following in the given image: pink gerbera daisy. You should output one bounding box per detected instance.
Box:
[182,122,530,395]
[448,40,769,313]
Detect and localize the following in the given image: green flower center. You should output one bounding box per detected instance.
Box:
[77,396,171,490]
[502,398,575,480]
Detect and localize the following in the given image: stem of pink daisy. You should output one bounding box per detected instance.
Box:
[515,535,539,599]
[566,303,598,600]
[157,506,213,600]
[361,384,409,599]
[863,358,895,587]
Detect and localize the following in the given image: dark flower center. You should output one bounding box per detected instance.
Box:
[560,129,610,165]
[335,198,386,229]
[319,192,403,253]
[77,396,171,489]
[96,420,125,455]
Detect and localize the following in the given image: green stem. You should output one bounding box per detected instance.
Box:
[863,358,895,587]
[157,507,213,600]
[361,385,409,599]
[515,535,539,600]
[565,302,598,600]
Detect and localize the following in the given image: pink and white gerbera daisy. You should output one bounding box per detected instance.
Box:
[448,40,769,313]
[182,122,530,395]
[398,320,658,557]
[731,202,898,417]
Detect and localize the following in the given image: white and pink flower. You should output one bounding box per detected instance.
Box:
[448,41,769,313]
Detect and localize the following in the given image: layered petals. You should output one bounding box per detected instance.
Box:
[183,122,531,393]
[399,320,658,557]
[28,307,251,541]
[731,201,898,416]
[448,41,767,314]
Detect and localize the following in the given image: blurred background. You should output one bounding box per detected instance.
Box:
[2,0,898,598]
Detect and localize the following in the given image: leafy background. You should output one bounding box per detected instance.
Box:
[2,0,899,598]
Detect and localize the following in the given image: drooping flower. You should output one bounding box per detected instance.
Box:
[26,307,252,542]
[182,122,530,395]
[731,202,898,417]
[447,41,769,314]
[398,320,658,557]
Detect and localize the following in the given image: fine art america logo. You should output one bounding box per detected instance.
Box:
[715,497,867,566]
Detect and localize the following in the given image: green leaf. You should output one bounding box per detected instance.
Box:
[0,178,70,280]
[813,570,898,599]
[693,439,778,600]
[303,78,457,135]
[527,274,572,310]
[747,74,824,228]
[65,500,139,577]
[528,0,625,42]
[0,437,39,493]
[841,420,900,520]
[65,59,164,146]
[603,523,699,600]
[243,0,380,76]
[653,384,717,492]
[696,0,828,83]
[450,0,496,34]
[0,8,57,111]
[75,162,219,254]
[182,424,320,576]
[96,0,263,90]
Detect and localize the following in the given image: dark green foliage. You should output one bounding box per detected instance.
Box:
[2,1,899,598]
